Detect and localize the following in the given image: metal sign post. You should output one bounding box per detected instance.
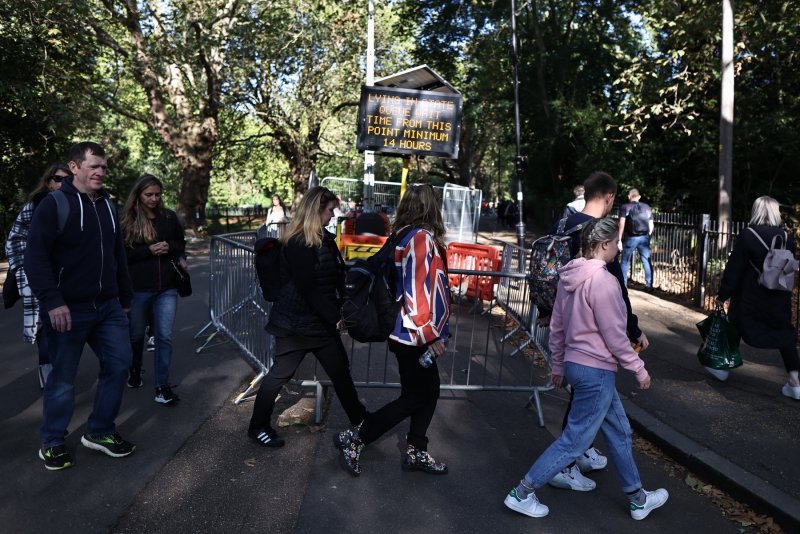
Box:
[362,0,376,211]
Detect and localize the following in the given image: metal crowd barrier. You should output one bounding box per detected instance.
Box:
[194,231,326,408]
[494,243,551,359]
[198,233,555,426]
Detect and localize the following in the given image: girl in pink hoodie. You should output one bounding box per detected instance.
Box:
[504,217,668,521]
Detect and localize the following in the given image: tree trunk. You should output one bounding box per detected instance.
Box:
[718,0,734,232]
[176,159,212,233]
[290,156,315,206]
[174,140,214,232]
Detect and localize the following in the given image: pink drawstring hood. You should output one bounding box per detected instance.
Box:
[549,257,649,383]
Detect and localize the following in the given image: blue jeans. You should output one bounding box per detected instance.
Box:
[128,289,178,387]
[524,362,642,493]
[621,235,652,287]
[40,299,132,447]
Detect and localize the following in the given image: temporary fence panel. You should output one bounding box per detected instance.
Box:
[441,183,482,244]
[200,233,553,425]
[319,177,364,204]
[374,181,402,211]
[321,176,402,210]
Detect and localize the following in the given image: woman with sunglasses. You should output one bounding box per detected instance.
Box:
[5,163,72,389]
[248,186,367,448]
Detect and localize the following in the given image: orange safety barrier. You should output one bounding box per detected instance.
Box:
[339,234,387,261]
[446,242,501,301]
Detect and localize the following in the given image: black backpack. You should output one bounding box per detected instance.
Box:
[627,203,650,236]
[342,227,413,343]
[254,237,283,302]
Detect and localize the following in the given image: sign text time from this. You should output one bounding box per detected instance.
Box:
[357,86,462,159]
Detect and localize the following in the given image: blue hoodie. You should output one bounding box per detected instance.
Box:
[24,177,133,312]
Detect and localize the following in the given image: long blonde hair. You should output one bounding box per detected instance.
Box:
[393,184,446,248]
[280,186,338,248]
[122,174,163,247]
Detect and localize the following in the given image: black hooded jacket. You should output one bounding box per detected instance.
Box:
[125,209,186,292]
[24,177,133,312]
[267,230,345,337]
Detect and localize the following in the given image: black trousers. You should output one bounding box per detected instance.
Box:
[249,335,366,431]
[779,346,800,373]
[358,341,441,450]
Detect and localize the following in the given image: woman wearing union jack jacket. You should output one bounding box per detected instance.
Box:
[334,183,451,477]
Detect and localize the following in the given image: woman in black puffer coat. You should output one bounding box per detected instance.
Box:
[248,187,367,447]
[716,196,800,399]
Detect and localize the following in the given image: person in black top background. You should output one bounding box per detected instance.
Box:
[716,196,800,399]
[121,174,186,405]
[248,186,367,448]
[618,189,654,290]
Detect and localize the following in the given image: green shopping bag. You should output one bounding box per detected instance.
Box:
[696,310,742,370]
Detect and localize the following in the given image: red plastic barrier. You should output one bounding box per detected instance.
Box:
[446,242,501,301]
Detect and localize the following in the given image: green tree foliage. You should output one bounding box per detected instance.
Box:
[0,1,94,234]
[607,1,800,216]
[406,0,651,222]
[5,0,799,233]
[230,0,413,204]
[70,0,245,229]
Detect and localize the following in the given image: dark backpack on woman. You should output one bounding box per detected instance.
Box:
[342,227,413,342]
[254,237,284,302]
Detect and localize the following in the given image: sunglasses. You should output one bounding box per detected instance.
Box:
[51,174,70,183]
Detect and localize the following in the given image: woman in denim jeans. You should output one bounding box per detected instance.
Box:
[504,217,669,521]
[121,175,186,405]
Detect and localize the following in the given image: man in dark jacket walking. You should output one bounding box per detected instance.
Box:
[25,142,136,470]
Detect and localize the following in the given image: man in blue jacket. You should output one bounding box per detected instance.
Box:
[25,141,136,470]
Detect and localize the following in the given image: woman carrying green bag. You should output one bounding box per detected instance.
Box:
[714,196,800,400]
[696,308,742,373]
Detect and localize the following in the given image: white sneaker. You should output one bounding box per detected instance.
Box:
[548,464,596,491]
[630,488,669,520]
[782,383,800,400]
[504,487,549,518]
[576,447,608,472]
[704,366,729,381]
